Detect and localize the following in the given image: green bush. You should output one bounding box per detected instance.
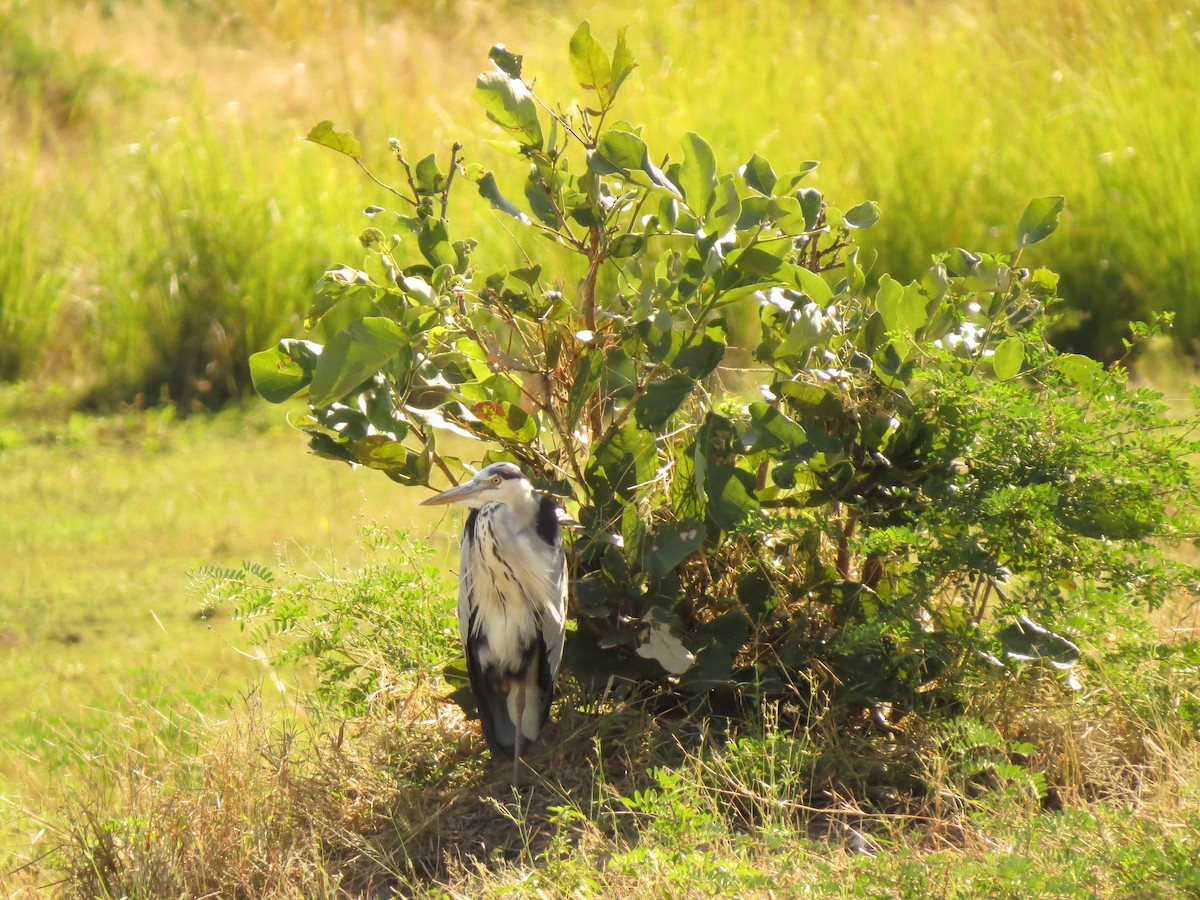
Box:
[252,25,1200,736]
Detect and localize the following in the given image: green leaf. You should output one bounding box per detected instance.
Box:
[591,128,645,172]
[1016,195,1066,250]
[635,374,695,430]
[608,233,645,259]
[470,398,538,442]
[566,350,605,431]
[707,175,741,236]
[874,275,927,334]
[997,615,1080,669]
[705,464,759,532]
[309,317,408,407]
[641,518,706,577]
[679,132,717,217]
[1053,353,1101,392]
[796,187,823,230]
[417,218,458,269]
[474,71,543,148]
[992,337,1024,380]
[679,610,750,693]
[844,200,881,229]
[784,263,833,306]
[305,120,360,160]
[488,44,523,78]
[587,421,656,504]
[413,153,447,195]
[590,128,677,195]
[476,171,531,224]
[668,330,726,378]
[746,402,807,451]
[743,152,777,195]
[569,21,613,105]
[610,26,637,98]
[737,568,775,621]
[250,345,311,403]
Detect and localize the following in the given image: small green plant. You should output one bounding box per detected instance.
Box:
[191,527,457,713]
[252,24,1200,743]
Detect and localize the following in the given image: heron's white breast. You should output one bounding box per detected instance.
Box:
[464,505,561,672]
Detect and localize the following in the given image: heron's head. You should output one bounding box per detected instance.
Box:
[419,462,534,509]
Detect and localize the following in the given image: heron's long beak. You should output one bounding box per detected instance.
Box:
[419,479,485,506]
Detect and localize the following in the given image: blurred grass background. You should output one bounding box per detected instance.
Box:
[0,0,1197,407]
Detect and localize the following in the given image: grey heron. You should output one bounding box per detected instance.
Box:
[421,462,567,778]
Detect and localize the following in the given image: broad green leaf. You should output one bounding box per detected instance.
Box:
[668,330,725,378]
[775,162,820,194]
[743,152,777,195]
[610,26,637,98]
[309,317,408,407]
[679,132,717,217]
[784,263,833,306]
[641,518,706,577]
[476,171,531,224]
[845,199,881,229]
[417,218,458,269]
[679,610,750,693]
[250,345,311,403]
[1016,195,1066,250]
[470,398,538,442]
[305,120,360,160]
[730,245,786,277]
[1053,353,1101,391]
[488,44,523,78]
[746,401,807,451]
[608,234,645,259]
[590,128,648,174]
[590,128,676,193]
[736,568,775,621]
[569,21,613,105]
[635,374,695,429]
[705,464,759,532]
[474,71,543,148]
[997,615,1080,669]
[524,171,560,227]
[874,275,927,334]
[707,175,741,236]
[413,153,446,195]
[566,350,604,431]
[587,421,656,504]
[992,336,1024,380]
[796,187,823,230]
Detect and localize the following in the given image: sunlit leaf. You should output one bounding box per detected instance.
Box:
[475,71,543,148]
[1016,195,1066,250]
[679,132,717,217]
[569,21,613,104]
[305,120,360,160]
[309,317,408,407]
[992,337,1024,380]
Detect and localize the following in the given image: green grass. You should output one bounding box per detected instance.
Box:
[0,387,458,796]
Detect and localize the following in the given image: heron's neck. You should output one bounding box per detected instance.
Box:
[490,484,541,532]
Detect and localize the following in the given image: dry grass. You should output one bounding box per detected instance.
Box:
[5,648,1197,897]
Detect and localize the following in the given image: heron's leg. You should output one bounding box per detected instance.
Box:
[512,681,526,783]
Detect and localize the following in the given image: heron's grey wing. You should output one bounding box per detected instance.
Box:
[533,495,568,680]
[458,509,478,654]
[459,508,517,756]
[544,543,567,679]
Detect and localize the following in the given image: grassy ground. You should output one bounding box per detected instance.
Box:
[0,385,455,801]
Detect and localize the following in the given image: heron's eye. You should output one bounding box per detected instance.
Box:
[491,476,501,486]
